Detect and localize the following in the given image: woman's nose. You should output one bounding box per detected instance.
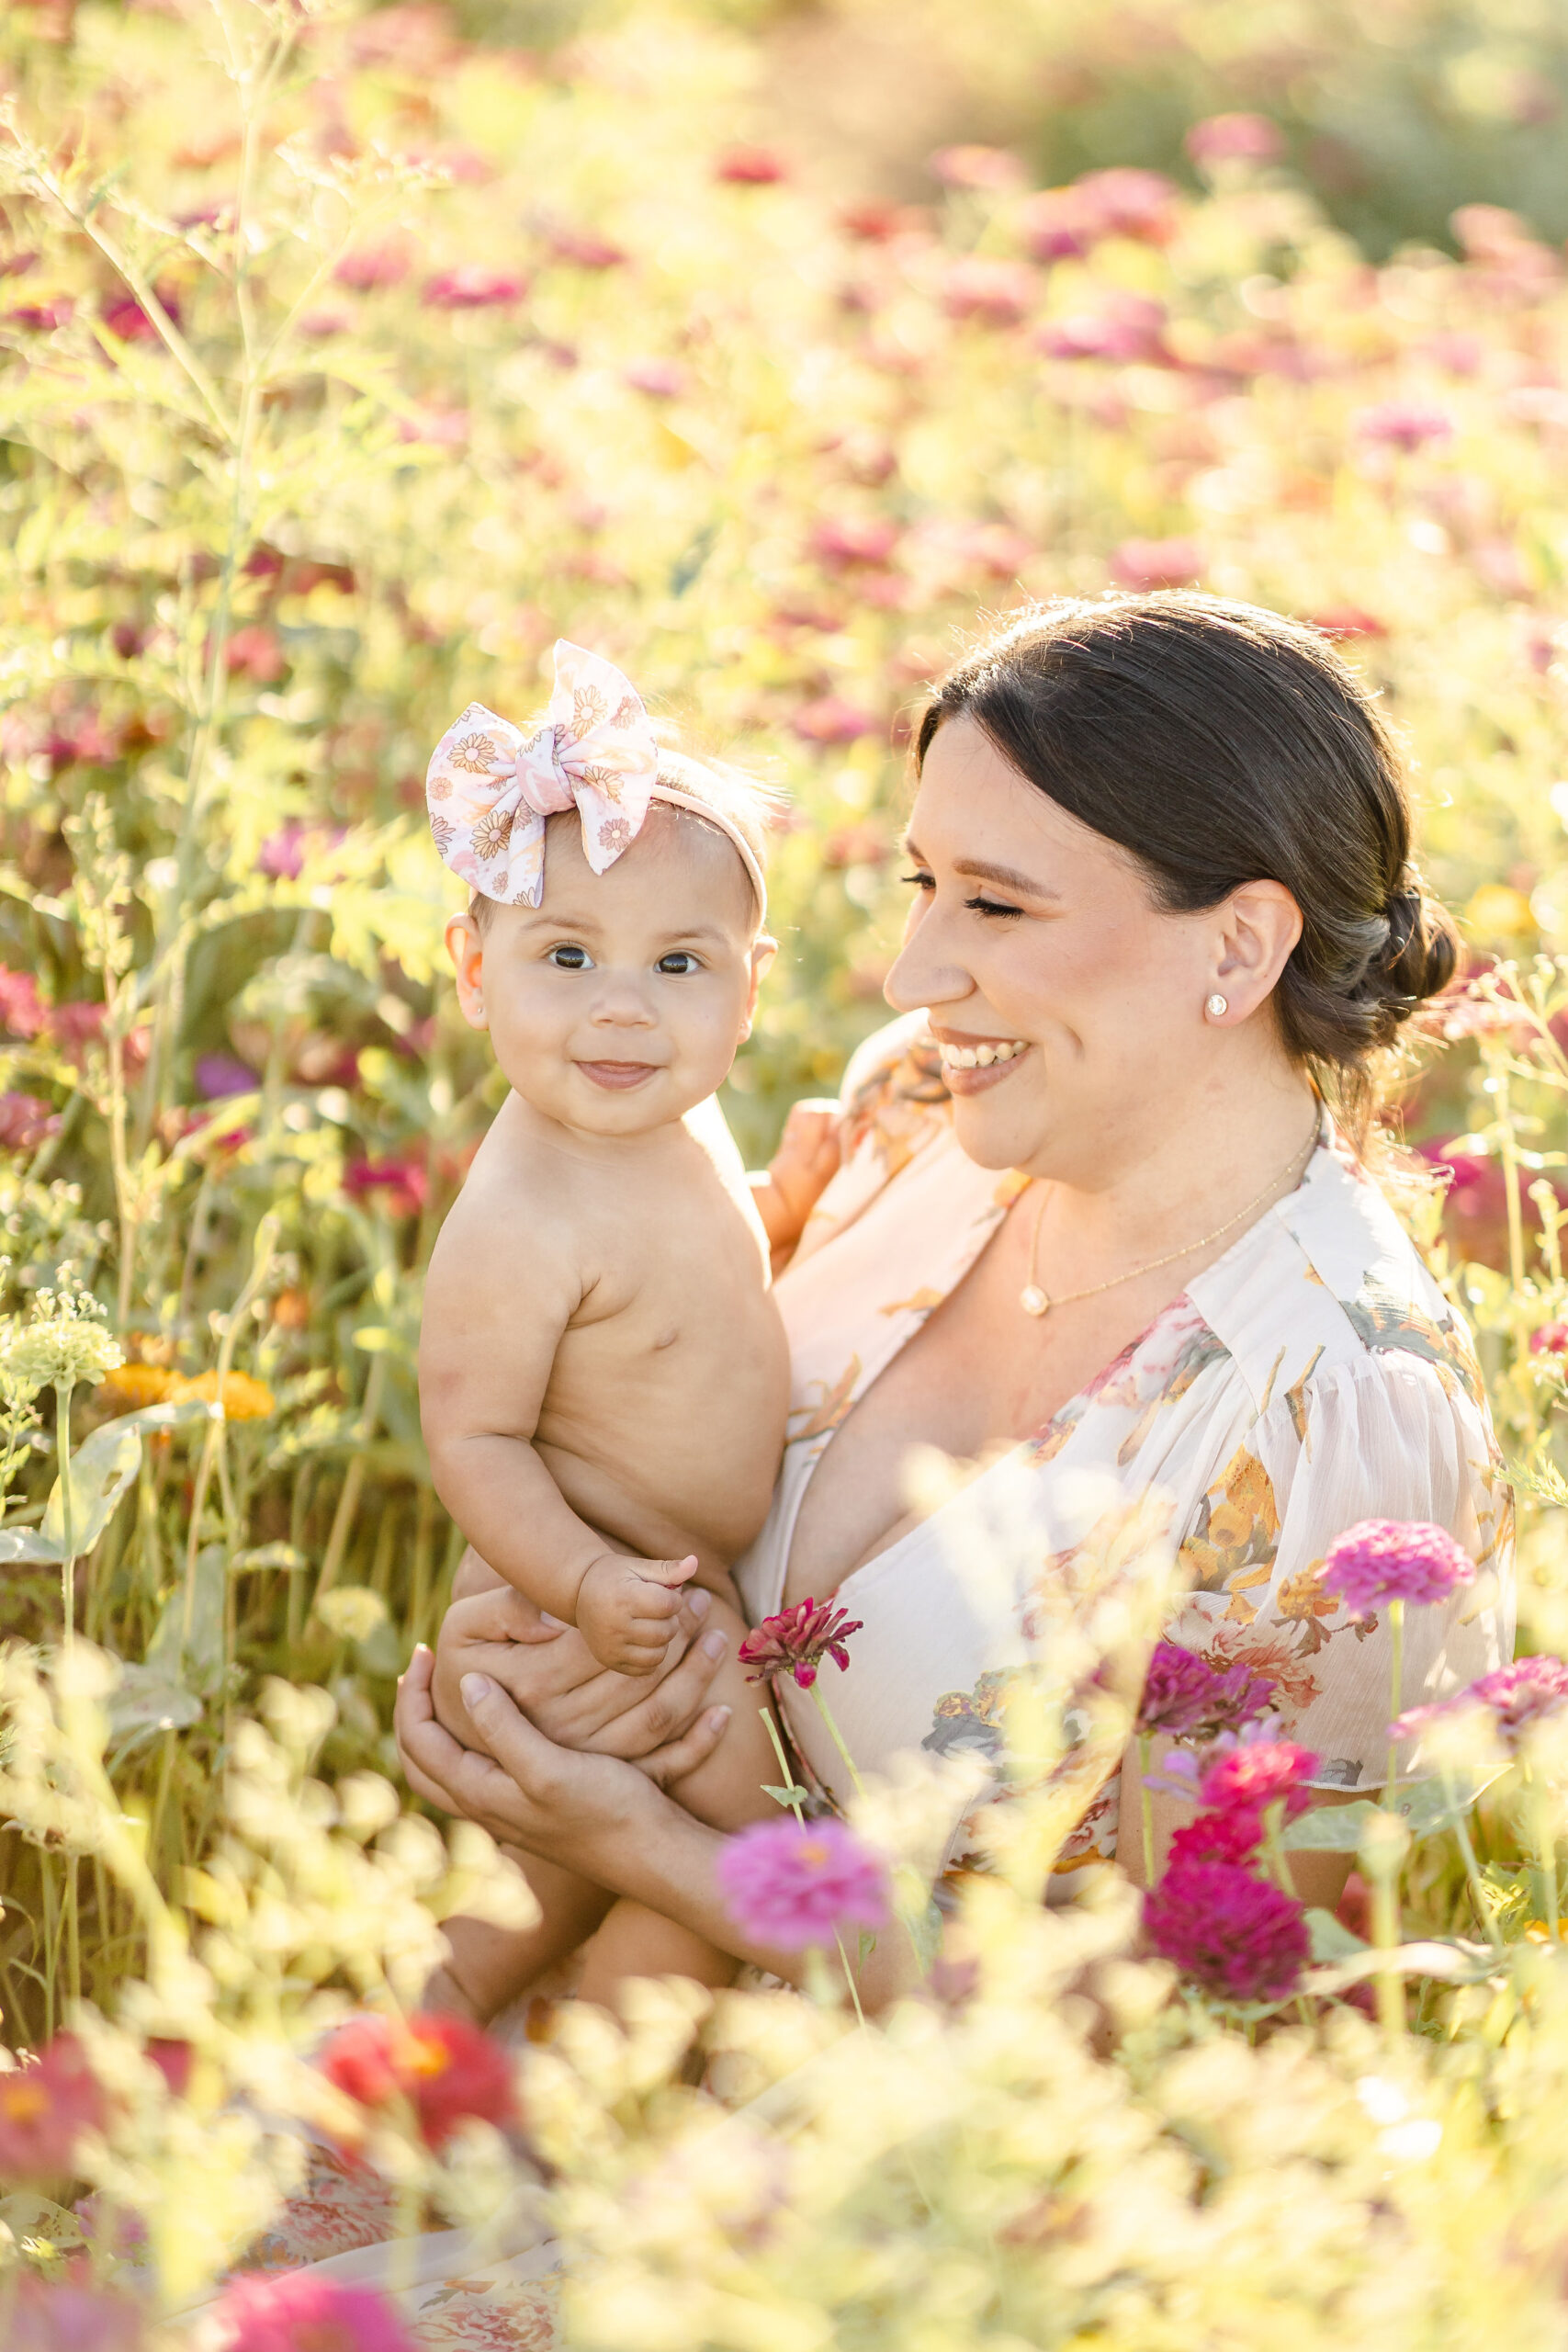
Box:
[884,902,974,1013]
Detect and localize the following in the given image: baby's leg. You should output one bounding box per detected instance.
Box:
[428,1853,611,2025]
[577,1595,784,2011]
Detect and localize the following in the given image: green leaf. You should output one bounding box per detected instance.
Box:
[41,1419,142,1555]
[1306,1906,1369,1962]
[145,1544,228,1696]
[763,1782,811,1808]
[1282,1800,1382,1852]
[0,1525,64,1566]
[106,1662,202,1740]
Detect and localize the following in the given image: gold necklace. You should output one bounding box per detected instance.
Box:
[1018,1119,1321,1319]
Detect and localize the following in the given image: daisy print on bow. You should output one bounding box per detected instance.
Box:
[424,638,767,912]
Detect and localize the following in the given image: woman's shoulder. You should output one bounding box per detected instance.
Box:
[1187,1131,1488,1424]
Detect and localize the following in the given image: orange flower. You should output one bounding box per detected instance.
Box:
[98,1363,176,1408]
[167,1370,276,1421]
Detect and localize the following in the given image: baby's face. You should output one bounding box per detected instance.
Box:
[447,807,773,1138]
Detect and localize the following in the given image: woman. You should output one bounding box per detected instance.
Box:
[395,590,1513,1993]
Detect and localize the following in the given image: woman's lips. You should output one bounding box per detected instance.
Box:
[577,1059,660,1091]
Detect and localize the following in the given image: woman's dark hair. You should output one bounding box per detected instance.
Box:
[915,592,1459,1143]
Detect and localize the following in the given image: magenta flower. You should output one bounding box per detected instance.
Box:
[0,2034,107,2179]
[810,515,900,571]
[716,1818,888,1950]
[1168,1807,1266,1868]
[1109,537,1203,592]
[195,1053,258,1102]
[422,266,526,311]
[1353,401,1453,453]
[941,256,1037,327]
[1134,1640,1276,1742]
[623,357,687,399]
[1197,1737,1321,1820]
[0,1092,62,1152]
[210,2271,416,2352]
[0,963,47,1038]
[1017,187,1099,262]
[1037,293,1170,365]
[793,696,877,747]
[1531,1321,1568,1356]
[1394,1654,1568,1757]
[334,241,412,290]
[1322,1520,1475,1617]
[715,147,787,186]
[11,2277,146,2352]
[1145,1860,1309,2002]
[738,1598,863,1690]
[1075,166,1179,245]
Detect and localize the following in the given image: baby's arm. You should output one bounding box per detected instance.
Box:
[749,1098,841,1272]
[420,1203,694,1675]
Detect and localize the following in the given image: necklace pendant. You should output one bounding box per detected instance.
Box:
[1020,1283,1050,1317]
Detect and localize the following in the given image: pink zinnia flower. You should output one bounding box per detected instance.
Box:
[1186,112,1283,165]
[1110,537,1203,592]
[1394,1655,1568,1757]
[1075,166,1179,245]
[334,241,412,290]
[928,144,1024,191]
[1196,1737,1321,1820]
[319,2010,515,2150]
[103,289,179,341]
[1322,1519,1475,1617]
[0,1092,62,1151]
[0,963,47,1037]
[210,2270,415,2352]
[811,515,899,571]
[1145,1860,1309,2002]
[1134,1639,1275,1742]
[1168,1807,1265,1867]
[1038,292,1170,364]
[716,1818,888,1949]
[1018,187,1099,262]
[1353,401,1453,453]
[792,695,876,746]
[344,1158,428,1218]
[1530,1321,1568,1356]
[0,2034,107,2178]
[623,357,687,398]
[738,1597,863,1690]
[11,2277,146,2352]
[942,256,1037,327]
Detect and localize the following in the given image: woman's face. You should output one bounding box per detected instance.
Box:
[886,716,1297,1183]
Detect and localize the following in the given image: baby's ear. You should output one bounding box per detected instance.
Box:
[739,933,777,1040]
[446,911,489,1031]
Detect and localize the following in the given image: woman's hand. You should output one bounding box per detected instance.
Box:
[398,1642,730,1857]
[431,1575,733,1759]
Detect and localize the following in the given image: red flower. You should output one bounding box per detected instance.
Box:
[334,240,412,290]
[344,1157,428,1218]
[1310,607,1388,642]
[1075,166,1179,245]
[811,515,899,571]
[0,964,46,1038]
[1196,1737,1321,1819]
[1145,1860,1309,2002]
[738,1597,863,1690]
[550,229,626,269]
[224,625,288,684]
[716,147,787,185]
[1168,1806,1265,1867]
[1532,1321,1568,1356]
[0,1092,62,1152]
[422,266,526,311]
[1018,187,1100,262]
[102,289,180,341]
[319,2010,515,2150]
[0,2034,107,2179]
[6,299,73,332]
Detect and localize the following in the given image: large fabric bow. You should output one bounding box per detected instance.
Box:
[425,639,660,907]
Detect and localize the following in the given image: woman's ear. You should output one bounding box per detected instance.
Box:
[1210,881,1303,1017]
[739,933,778,1043]
[446,911,490,1031]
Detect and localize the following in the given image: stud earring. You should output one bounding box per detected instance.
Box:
[1205,992,1229,1020]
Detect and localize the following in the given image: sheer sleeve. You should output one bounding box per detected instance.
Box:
[1168,1352,1515,1792]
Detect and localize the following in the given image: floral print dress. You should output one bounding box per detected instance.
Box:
[737,1012,1515,1870]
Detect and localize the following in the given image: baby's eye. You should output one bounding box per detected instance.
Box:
[547,944,593,970]
[656,951,703,976]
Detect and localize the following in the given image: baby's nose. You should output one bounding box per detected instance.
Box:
[589,975,658,1024]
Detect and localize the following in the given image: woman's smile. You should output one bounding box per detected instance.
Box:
[931,1028,1031,1092]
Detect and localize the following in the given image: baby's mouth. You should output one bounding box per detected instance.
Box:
[576,1058,661,1091]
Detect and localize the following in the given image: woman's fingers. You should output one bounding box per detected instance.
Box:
[634,1703,733,1792]
[445,1581,569,1647]
[395,1645,472,1812]
[581,1624,730,1759]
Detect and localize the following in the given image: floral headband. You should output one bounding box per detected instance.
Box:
[425,639,766,916]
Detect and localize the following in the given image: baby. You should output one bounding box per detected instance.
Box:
[418,640,825,2017]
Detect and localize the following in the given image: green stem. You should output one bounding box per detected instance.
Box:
[1383,1598,1404,1807]
[1529,1766,1560,1941]
[54,1380,77,1656]
[810,1677,865,1804]
[761,1704,805,1823]
[1369,1858,1405,2041]
[1444,1768,1505,1952]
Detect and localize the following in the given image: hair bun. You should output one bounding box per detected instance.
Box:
[1375,875,1458,1012]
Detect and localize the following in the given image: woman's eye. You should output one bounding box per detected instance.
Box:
[656,951,701,976]
[547,944,592,970]
[899,871,935,893]
[964,894,1024,922]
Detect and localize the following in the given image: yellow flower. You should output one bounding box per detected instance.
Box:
[167,1370,276,1421]
[99,1363,178,1408]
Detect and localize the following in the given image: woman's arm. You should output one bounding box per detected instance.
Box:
[396,1648,921,2006]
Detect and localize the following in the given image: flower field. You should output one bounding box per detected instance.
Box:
[6,1,1568,2344]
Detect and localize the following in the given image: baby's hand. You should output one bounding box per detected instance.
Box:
[576,1552,697,1675]
[751,1098,841,1258]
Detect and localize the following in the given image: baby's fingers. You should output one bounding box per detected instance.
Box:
[638,1554,699,1591]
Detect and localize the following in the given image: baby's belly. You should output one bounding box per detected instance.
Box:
[537,1376,787,1569]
